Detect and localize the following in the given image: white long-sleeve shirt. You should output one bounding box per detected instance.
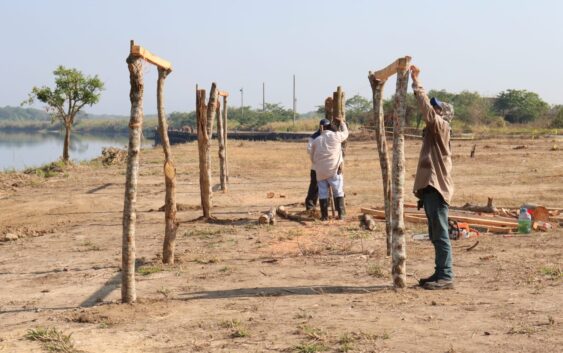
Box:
[309,123,349,181]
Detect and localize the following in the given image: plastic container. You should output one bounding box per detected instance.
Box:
[518,207,532,234]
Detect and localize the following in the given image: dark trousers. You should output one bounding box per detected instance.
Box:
[422,186,454,281]
[305,170,318,210]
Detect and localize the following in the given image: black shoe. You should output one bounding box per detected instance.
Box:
[418,273,438,287]
[319,199,329,221]
[422,279,454,290]
[334,196,346,220]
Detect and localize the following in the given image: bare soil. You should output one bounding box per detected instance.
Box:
[0,137,562,353]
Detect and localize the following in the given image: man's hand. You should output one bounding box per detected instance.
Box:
[410,65,420,82]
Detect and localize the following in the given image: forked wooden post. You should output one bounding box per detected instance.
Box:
[196,83,219,218]
[122,40,175,302]
[122,40,144,303]
[368,55,412,288]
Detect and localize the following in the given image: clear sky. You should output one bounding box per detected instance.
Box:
[1,0,562,115]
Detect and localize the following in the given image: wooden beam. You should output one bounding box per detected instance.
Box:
[131,44,172,71]
[361,208,517,233]
[370,56,412,81]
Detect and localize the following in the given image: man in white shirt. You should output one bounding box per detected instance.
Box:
[308,117,349,220]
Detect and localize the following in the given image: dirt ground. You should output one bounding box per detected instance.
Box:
[0,137,561,353]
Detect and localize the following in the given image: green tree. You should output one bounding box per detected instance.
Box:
[23,66,104,162]
[551,107,563,128]
[493,89,548,123]
[169,111,196,129]
[345,94,372,124]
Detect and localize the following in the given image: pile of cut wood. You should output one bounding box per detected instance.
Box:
[361,200,561,235]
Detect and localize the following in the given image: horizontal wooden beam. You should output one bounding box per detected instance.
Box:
[218,90,229,97]
[131,44,172,71]
[370,56,412,81]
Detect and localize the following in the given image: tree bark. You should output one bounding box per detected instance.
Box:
[197,83,219,218]
[157,68,178,264]
[63,122,71,162]
[217,100,227,192]
[122,49,144,303]
[368,75,392,256]
[390,57,411,288]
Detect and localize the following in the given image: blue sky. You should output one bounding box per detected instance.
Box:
[1,0,561,115]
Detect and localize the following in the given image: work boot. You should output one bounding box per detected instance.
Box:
[319,199,329,221]
[334,196,346,220]
[418,273,438,287]
[305,198,317,211]
[422,279,454,290]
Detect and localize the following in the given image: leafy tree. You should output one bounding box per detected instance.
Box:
[551,107,563,128]
[23,66,104,162]
[493,89,548,123]
[345,94,372,125]
[169,111,196,129]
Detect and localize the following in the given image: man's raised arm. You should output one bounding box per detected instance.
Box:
[410,65,436,125]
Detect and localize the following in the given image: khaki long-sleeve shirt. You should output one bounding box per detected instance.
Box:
[309,123,349,181]
[412,82,454,204]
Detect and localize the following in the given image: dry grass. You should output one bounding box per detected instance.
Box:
[25,327,77,353]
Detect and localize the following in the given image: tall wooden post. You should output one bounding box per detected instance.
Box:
[222,95,229,182]
[216,99,227,191]
[122,40,143,303]
[196,83,219,218]
[157,67,178,264]
[368,75,392,256]
[390,57,411,288]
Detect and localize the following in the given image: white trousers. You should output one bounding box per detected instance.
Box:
[318,174,344,199]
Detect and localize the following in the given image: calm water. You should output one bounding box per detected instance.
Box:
[0,131,151,171]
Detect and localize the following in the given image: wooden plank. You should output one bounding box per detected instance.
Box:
[361,208,517,232]
[131,44,172,71]
[370,56,412,81]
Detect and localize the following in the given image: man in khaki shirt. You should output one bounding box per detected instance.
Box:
[411,65,454,290]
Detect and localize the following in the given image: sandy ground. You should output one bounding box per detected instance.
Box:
[0,137,562,353]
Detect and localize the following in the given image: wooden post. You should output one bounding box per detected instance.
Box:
[122,40,143,303]
[222,95,229,182]
[390,57,411,288]
[216,99,227,191]
[324,97,333,120]
[368,74,392,256]
[196,83,219,218]
[157,67,178,264]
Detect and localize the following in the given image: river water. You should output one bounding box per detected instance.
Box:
[0,131,152,171]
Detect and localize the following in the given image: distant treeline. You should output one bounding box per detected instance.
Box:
[2,88,562,132]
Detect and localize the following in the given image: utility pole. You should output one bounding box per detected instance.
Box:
[240,88,244,121]
[262,82,265,112]
[292,74,296,125]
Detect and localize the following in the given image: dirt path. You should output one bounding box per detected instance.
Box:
[0,138,561,352]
